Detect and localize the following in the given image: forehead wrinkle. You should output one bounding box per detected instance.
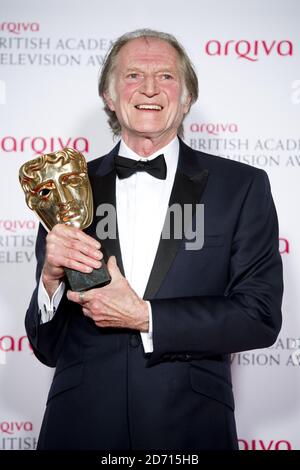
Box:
[119,38,180,65]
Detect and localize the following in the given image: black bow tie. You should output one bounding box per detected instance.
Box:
[114,154,167,180]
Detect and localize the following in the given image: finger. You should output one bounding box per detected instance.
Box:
[47,251,99,273]
[68,240,103,260]
[47,236,103,265]
[61,249,102,269]
[82,307,91,317]
[95,320,114,328]
[47,235,103,267]
[67,289,92,304]
[107,256,122,279]
[52,224,101,249]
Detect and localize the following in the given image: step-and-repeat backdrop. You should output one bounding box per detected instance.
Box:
[0,0,299,450]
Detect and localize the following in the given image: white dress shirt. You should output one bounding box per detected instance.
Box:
[38,136,179,353]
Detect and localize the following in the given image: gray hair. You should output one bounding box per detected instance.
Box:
[98,29,198,138]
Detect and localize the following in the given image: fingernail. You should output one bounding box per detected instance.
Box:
[86,266,93,273]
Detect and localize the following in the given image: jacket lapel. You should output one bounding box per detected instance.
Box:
[143,139,209,300]
[87,143,125,277]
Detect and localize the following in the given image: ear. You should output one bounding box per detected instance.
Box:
[103,91,116,112]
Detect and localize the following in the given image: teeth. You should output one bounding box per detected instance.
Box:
[136,104,162,110]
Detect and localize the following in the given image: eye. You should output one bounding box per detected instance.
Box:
[126,73,139,80]
[38,188,51,197]
[161,73,173,80]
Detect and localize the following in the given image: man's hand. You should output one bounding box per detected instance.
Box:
[42,224,102,298]
[67,256,149,332]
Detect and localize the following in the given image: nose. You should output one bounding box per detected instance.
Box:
[140,75,159,97]
[54,182,72,207]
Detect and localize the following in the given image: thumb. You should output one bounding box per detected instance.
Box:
[107,256,122,279]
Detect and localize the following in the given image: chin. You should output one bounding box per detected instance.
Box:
[133,126,165,135]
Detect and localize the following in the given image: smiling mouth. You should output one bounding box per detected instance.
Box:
[135,104,163,110]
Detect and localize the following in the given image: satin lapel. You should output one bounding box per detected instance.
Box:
[143,144,209,300]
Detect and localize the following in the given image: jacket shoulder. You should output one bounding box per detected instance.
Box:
[180,138,265,179]
[194,148,265,179]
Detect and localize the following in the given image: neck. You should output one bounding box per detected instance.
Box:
[121,130,177,157]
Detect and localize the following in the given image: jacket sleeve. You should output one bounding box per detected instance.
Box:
[25,224,71,367]
[148,170,283,366]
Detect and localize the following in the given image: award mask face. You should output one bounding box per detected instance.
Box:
[19,148,93,232]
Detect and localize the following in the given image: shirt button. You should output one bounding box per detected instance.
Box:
[129,334,141,348]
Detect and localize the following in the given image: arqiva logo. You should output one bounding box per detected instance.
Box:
[239,439,292,450]
[205,39,293,61]
[0,22,39,34]
[0,421,33,435]
[0,335,32,353]
[0,220,36,232]
[279,238,289,255]
[0,136,89,154]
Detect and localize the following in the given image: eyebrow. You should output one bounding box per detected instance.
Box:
[33,180,54,192]
[124,66,178,74]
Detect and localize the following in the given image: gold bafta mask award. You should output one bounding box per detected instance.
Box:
[19,147,111,291]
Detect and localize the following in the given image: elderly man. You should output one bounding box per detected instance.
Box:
[25,29,283,450]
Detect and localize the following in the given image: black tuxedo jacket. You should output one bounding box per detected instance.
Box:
[25,139,283,450]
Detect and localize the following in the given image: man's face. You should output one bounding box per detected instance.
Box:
[104,37,191,144]
[25,156,93,231]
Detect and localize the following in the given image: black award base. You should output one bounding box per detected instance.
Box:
[64,263,111,292]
